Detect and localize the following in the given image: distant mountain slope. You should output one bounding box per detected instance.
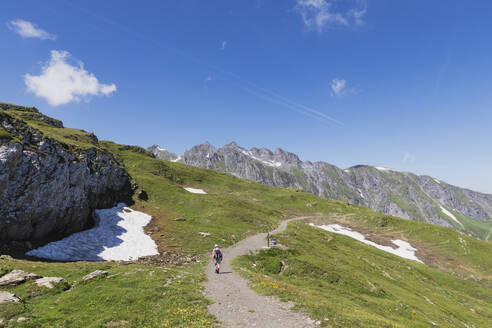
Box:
[149,141,492,240]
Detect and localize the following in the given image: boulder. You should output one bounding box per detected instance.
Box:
[173,217,186,221]
[0,270,41,286]
[35,277,67,289]
[137,189,148,201]
[17,317,30,322]
[0,291,21,304]
[82,270,108,281]
[198,232,211,237]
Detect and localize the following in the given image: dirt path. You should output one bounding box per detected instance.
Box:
[203,217,318,328]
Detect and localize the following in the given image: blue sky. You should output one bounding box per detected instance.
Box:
[1,0,492,193]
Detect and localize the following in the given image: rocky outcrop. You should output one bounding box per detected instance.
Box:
[150,141,492,239]
[0,270,41,286]
[0,104,133,242]
[0,291,21,304]
[35,277,67,289]
[82,270,108,281]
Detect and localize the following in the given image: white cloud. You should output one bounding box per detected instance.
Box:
[295,0,366,32]
[221,40,227,50]
[330,78,346,96]
[205,75,213,82]
[8,19,56,40]
[24,50,116,106]
[401,151,415,164]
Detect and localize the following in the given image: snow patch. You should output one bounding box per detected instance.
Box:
[239,149,282,168]
[184,187,207,194]
[433,178,441,184]
[375,166,401,173]
[171,155,182,162]
[357,189,365,199]
[440,206,463,227]
[310,224,423,263]
[26,204,158,261]
[344,169,350,173]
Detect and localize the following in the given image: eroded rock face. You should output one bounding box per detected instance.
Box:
[0,109,133,242]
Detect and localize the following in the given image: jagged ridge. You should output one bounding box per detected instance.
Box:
[149,141,492,240]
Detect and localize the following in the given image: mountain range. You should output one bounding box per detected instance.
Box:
[149,142,492,240]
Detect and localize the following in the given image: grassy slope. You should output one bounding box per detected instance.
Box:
[234,213,492,327]
[101,141,347,256]
[0,260,215,328]
[1,104,492,327]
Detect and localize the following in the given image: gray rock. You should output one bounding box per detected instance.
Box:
[198,232,211,237]
[0,269,41,286]
[0,107,133,242]
[17,317,30,322]
[35,277,67,289]
[0,291,21,304]
[82,270,108,281]
[173,217,186,221]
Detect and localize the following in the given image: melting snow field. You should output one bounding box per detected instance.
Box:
[184,187,207,194]
[440,206,463,227]
[310,224,423,263]
[26,204,158,261]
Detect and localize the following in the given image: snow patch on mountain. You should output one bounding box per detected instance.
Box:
[310,223,423,263]
[184,187,207,194]
[440,206,463,227]
[375,166,402,173]
[26,204,158,261]
[357,189,365,199]
[171,155,182,162]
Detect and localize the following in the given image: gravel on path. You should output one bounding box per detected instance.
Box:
[203,217,319,328]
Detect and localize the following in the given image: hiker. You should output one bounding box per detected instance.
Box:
[211,244,223,274]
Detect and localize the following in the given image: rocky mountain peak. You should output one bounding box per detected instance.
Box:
[273,148,302,166]
[148,144,179,161]
[224,141,239,148]
[157,140,492,240]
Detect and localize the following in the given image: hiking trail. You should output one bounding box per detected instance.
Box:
[203,217,318,328]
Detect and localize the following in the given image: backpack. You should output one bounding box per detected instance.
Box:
[214,248,223,261]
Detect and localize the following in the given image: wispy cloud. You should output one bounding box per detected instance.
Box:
[330,78,346,96]
[330,78,359,97]
[401,150,415,164]
[221,40,227,50]
[25,50,116,106]
[295,0,367,32]
[7,19,56,40]
[59,1,341,125]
